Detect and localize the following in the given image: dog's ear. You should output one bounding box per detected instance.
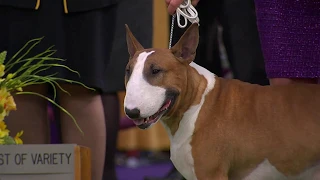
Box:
[125,24,144,58]
[171,23,199,64]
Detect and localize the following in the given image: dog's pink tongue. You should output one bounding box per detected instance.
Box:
[132,119,144,126]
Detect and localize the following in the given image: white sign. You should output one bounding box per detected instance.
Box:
[0,144,77,180]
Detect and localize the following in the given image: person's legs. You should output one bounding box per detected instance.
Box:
[58,84,106,180]
[219,0,269,85]
[102,93,120,180]
[5,85,50,144]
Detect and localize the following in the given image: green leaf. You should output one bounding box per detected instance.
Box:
[6,37,43,66]
[3,136,16,145]
[0,51,7,65]
[2,38,94,136]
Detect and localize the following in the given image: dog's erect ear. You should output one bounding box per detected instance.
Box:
[171,23,199,64]
[125,24,144,58]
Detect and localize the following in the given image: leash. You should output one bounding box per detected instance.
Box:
[168,0,200,49]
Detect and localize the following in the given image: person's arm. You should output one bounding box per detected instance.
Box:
[165,0,200,15]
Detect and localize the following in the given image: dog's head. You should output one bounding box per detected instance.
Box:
[123,23,199,129]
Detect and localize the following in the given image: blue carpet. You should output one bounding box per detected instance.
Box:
[116,163,173,180]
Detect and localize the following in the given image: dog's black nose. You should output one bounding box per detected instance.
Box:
[125,108,140,119]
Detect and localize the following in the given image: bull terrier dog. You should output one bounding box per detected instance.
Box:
[123,23,320,180]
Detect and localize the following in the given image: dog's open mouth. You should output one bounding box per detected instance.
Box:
[132,99,172,129]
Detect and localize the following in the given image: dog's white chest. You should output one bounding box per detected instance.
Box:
[168,107,199,180]
[170,138,196,180]
[243,160,320,180]
[162,62,216,180]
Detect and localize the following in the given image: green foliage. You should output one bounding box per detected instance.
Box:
[0,51,7,65]
[3,136,16,145]
[1,37,95,135]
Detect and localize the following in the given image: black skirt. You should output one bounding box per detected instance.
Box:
[105,0,153,92]
[0,0,118,93]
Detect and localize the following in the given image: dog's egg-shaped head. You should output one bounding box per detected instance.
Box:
[123,24,199,129]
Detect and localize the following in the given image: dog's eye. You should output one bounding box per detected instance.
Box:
[150,64,162,75]
[152,68,161,75]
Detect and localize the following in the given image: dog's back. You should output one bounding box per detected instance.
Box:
[194,77,320,179]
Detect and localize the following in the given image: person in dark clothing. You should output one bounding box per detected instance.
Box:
[102,0,153,179]
[168,0,269,85]
[0,1,118,179]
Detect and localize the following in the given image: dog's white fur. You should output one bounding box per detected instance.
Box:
[244,159,320,180]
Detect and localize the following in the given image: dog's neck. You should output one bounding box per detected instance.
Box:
[161,62,212,136]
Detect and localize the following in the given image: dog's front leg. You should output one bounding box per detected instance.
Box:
[198,175,228,180]
[196,171,228,180]
[211,174,228,180]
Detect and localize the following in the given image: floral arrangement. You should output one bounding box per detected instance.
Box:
[0,38,92,145]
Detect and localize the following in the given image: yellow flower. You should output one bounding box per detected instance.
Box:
[0,130,8,138]
[0,121,9,138]
[0,65,5,77]
[5,96,16,111]
[0,138,4,145]
[0,88,10,114]
[0,110,6,122]
[0,120,7,130]
[14,131,23,144]
[0,88,9,102]
[0,129,9,138]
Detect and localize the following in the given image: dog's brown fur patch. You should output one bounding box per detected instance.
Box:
[191,78,320,178]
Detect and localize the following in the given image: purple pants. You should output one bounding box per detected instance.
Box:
[254,0,320,79]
